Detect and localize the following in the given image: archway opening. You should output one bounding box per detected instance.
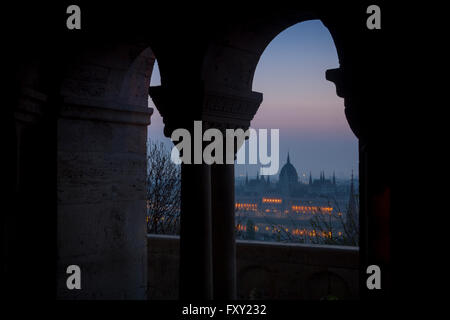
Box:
[146,59,181,236]
[235,20,359,247]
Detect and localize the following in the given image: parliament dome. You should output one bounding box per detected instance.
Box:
[279,153,298,187]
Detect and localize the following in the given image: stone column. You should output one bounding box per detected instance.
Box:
[201,88,262,300]
[12,87,54,298]
[150,86,215,299]
[211,163,236,299]
[179,162,214,299]
[149,84,262,300]
[326,66,392,296]
[57,100,152,299]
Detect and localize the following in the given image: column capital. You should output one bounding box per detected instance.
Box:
[149,84,263,137]
[326,67,365,140]
[326,67,345,98]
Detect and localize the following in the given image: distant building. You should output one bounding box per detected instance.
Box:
[237,153,341,199]
[235,153,358,242]
[279,153,299,195]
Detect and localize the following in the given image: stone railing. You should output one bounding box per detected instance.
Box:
[147,234,359,300]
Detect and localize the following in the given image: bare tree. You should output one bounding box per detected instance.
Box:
[146,141,181,234]
[309,196,359,246]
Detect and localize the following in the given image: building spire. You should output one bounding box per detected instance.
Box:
[346,169,358,228]
[287,151,290,164]
[350,169,354,193]
[333,171,336,185]
[309,171,312,185]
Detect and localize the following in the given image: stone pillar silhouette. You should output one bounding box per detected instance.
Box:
[179,161,214,299]
[12,87,54,298]
[150,85,215,299]
[202,88,262,300]
[327,65,392,296]
[150,84,262,300]
[211,163,236,299]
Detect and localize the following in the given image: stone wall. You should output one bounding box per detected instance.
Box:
[56,46,155,299]
[147,234,359,300]
[57,116,149,299]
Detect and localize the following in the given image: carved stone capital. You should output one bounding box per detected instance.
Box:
[326,67,365,140]
[326,67,345,98]
[149,84,263,137]
[202,88,263,132]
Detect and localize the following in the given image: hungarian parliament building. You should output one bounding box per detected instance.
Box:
[235,153,358,243]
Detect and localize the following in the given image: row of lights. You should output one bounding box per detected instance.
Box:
[262,198,282,204]
[236,224,343,238]
[291,205,333,212]
[235,203,258,211]
[236,204,343,217]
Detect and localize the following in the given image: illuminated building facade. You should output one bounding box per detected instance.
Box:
[235,153,357,242]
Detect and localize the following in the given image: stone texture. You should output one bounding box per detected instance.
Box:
[57,115,149,299]
[147,235,359,300]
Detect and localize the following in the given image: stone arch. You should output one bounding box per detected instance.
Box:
[119,47,158,108]
[198,11,364,142]
[195,13,361,300]
[9,3,390,301]
[200,11,342,90]
[59,43,158,111]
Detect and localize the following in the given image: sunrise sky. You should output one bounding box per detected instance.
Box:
[147,20,358,181]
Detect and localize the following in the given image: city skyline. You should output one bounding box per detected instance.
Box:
[234,151,358,183]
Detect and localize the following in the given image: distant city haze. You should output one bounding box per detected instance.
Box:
[148,20,357,181]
